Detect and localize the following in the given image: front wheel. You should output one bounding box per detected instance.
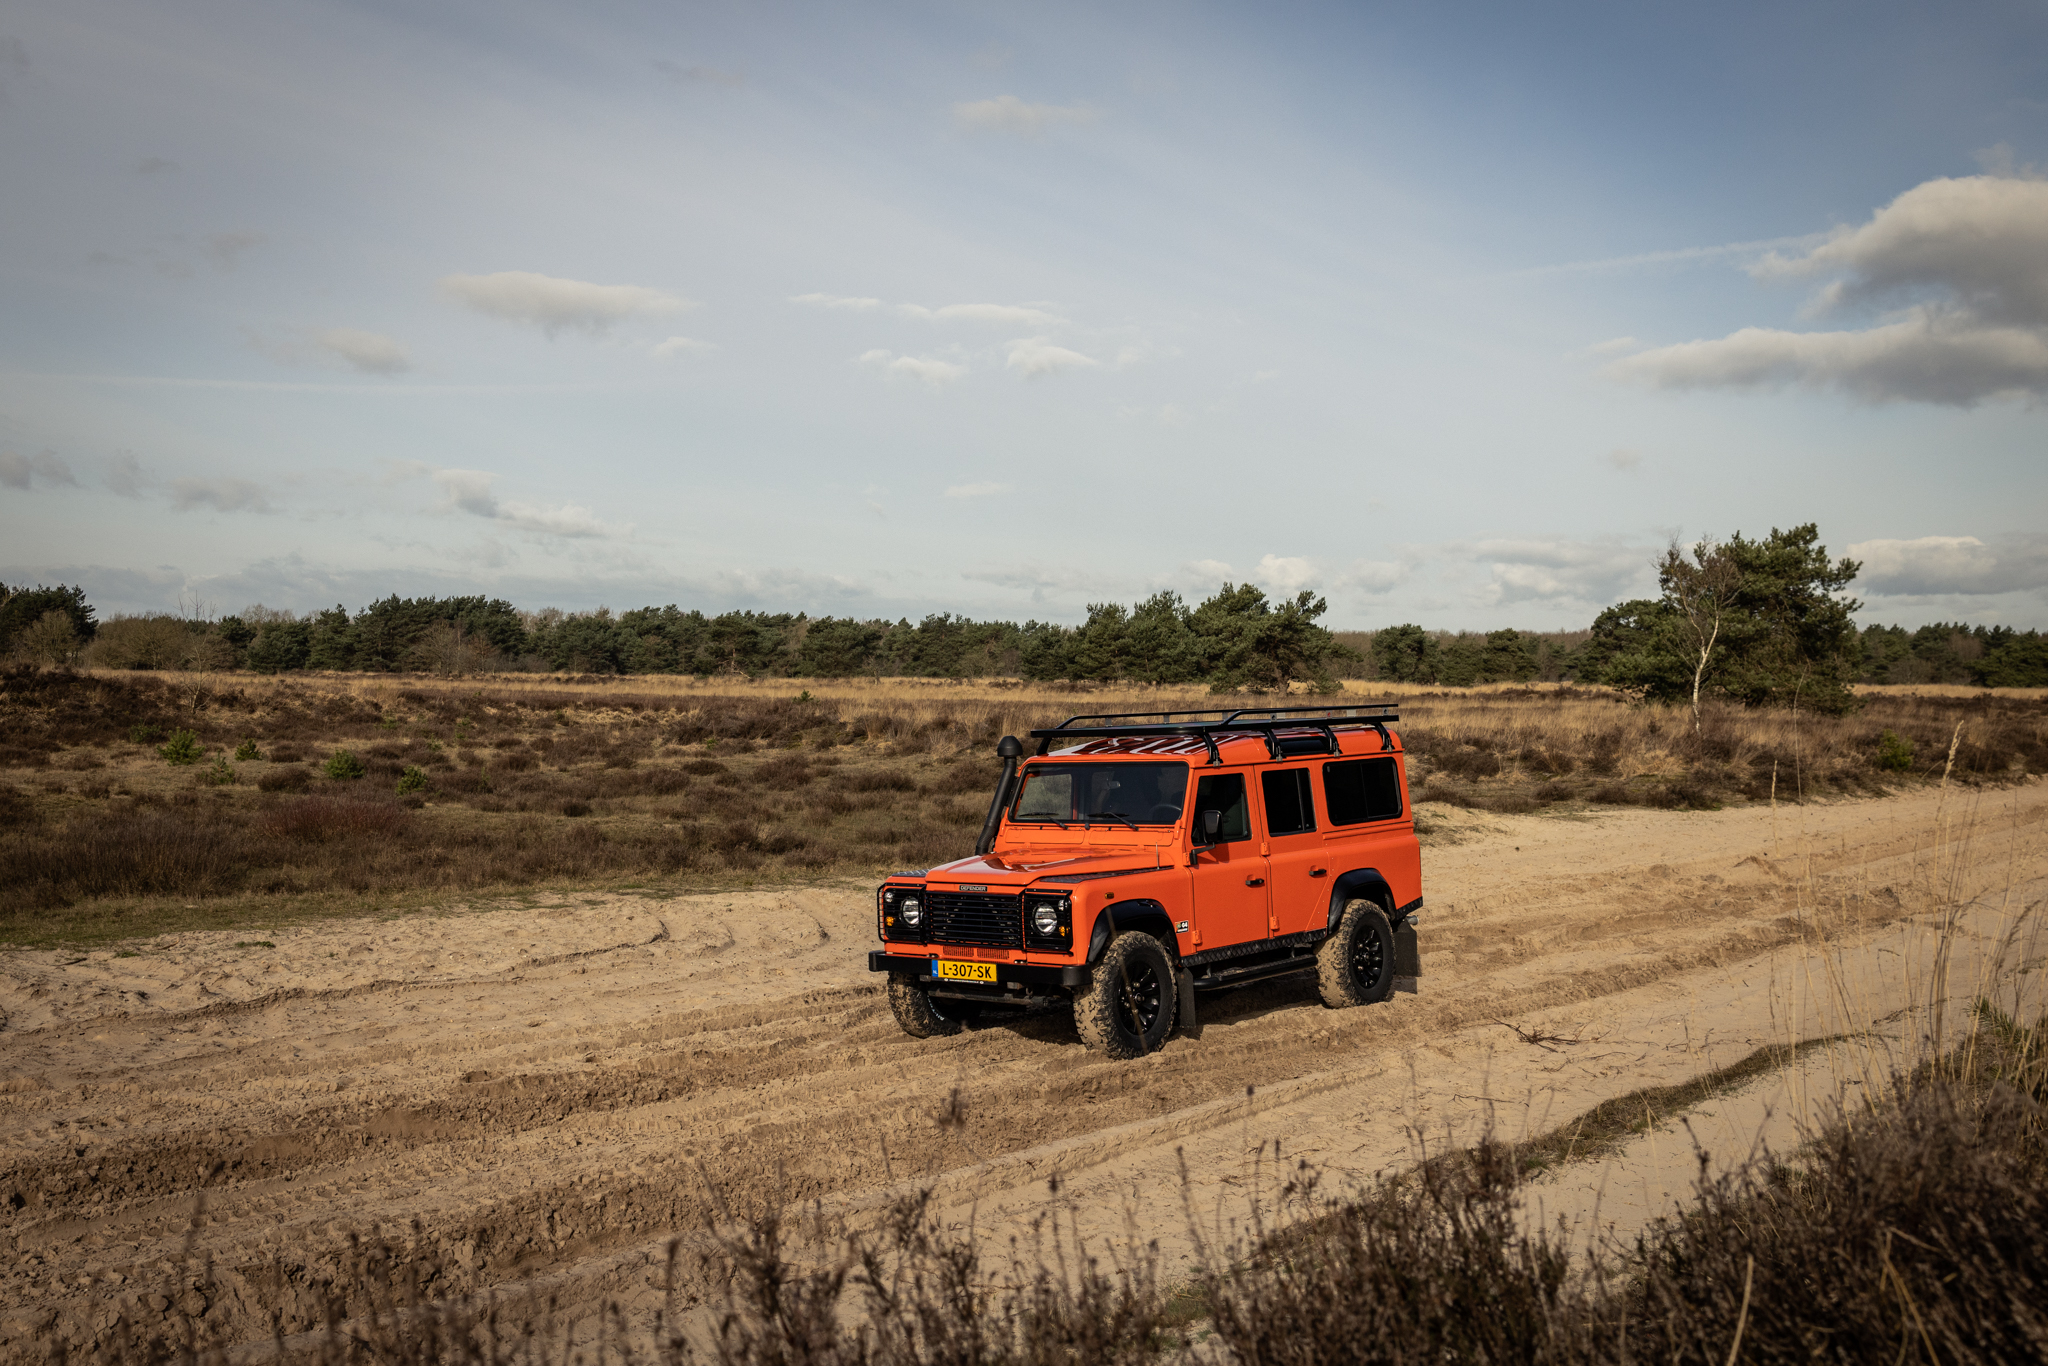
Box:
[887,974,982,1038]
[1317,899,1395,1008]
[1074,932,1176,1059]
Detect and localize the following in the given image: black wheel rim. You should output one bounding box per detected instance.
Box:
[1115,958,1164,1037]
[1352,928,1385,987]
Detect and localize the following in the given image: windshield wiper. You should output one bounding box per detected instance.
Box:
[1086,810,1139,832]
[1019,814,1069,829]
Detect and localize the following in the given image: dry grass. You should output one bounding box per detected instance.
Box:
[2,666,2043,946]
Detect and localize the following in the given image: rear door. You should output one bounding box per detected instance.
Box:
[1320,753,1420,906]
[1186,769,1269,952]
[1260,766,1329,935]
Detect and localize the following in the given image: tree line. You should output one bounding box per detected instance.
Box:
[5,522,2045,702]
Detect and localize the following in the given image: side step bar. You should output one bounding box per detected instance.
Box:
[1190,951,1320,991]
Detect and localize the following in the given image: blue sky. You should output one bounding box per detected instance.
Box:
[3,0,2045,630]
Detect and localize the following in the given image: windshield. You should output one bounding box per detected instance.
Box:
[1010,762,1189,827]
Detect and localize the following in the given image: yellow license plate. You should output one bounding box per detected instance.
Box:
[932,959,997,982]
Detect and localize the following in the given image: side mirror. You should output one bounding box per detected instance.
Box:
[1202,809,1223,839]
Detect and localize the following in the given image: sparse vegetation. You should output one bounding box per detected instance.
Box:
[1,666,2041,943]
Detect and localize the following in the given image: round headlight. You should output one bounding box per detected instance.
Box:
[899,897,922,927]
[1032,903,1060,936]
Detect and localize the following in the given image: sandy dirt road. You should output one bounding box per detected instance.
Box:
[2,780,2044,1356]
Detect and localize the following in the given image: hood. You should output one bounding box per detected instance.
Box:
[922,850,1166,885]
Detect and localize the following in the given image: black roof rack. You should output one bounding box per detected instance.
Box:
[1029,702,1398,764]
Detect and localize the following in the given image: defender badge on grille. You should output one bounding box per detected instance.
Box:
[958,884,988,891]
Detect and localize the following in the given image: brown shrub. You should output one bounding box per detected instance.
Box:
[256,766,312,793]
[256,797,410,841]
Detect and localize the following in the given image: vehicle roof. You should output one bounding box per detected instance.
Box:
[1038,727,1402,763]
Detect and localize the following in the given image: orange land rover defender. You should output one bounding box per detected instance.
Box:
[868,704,1422,1059]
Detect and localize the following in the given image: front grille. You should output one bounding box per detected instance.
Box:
[926,892,1022,948]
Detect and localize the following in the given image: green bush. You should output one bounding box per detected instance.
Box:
[128,724,162,744]
[396,765,428,795]
[323,749,367,780]
[1877,728,1915,772]
[234,738,262,761]
[158,729,201,765]
[203,755,238,786]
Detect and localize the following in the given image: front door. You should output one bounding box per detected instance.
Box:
[1260,765,1329,935]
[1187,770,1269,952]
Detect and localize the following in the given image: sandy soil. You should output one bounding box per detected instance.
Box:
[2,780,2044,1356]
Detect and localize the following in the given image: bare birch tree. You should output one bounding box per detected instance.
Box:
[1660,537,1740,735]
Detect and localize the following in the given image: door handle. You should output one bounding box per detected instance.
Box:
[1245,876,1265,887]
[1309,867,1327,877]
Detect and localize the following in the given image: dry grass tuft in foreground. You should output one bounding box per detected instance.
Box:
[61,1007,2047,1364]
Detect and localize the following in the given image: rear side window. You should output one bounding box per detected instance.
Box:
[1192,772,1252,842]
[1324,758,1404,825]
[1260,768,1316,836]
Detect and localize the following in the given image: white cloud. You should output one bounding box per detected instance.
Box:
[1473,538,1655,607]
[171,477,271,513]
[430,468,622,539]
[900,302,1063,327]
[859,350,967,386]
[1005,337,1097,377]
[790,292,881,310]
[314,328,410,375]
[1253,554,1319,595]
[1610,174,2048,405]
[652,335,717,359]
[1604,448,1643,470]
[1606,318,2048,405]
[1334,560,1407,594]
[1587,336,1643,356]
[1847,534,2048,597]
[943,481,1012,498]
[0,451,77,490]
[952,95,1099,137]
[439,271,694,337]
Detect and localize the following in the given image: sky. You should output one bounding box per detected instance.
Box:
[2,0,2046,632]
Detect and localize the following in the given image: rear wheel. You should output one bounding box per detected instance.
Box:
[1074,932,1176,1059]
[1317,899,1395,1008]
[887,974,982,1038]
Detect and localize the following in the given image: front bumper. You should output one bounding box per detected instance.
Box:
[868,949,1089,989]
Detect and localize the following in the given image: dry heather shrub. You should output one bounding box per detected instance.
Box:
[256,796,410,841]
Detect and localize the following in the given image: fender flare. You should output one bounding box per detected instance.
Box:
[1326,869,1395,931]
[1084,899,1178,965]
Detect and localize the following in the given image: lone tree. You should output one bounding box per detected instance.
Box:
[1595,524,1862,715]
[1660,538,1741,734]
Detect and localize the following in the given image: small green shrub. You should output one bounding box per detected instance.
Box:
[234,738,262,761]
[323,749,367,780]
[158,729,201,765]
[128,724,162,744]
[396,765,428,795]
[1877,728,1916,772]
[233,940,276,949]
[203,755,238,786]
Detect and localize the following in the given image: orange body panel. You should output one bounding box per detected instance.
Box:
[874,726,1422,966]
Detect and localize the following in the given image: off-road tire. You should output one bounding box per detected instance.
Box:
[1074,932,1176,1059]
[886,974,982,1039]
[1317,898,1395,1008]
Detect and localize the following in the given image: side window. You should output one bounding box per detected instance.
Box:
[1324,757,1404,825]
[1191,773,1251,841]
[1260,768,1316,836]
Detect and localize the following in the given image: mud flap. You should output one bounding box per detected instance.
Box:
[1176,968,1200,1040]
[1394,923,1421,992]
